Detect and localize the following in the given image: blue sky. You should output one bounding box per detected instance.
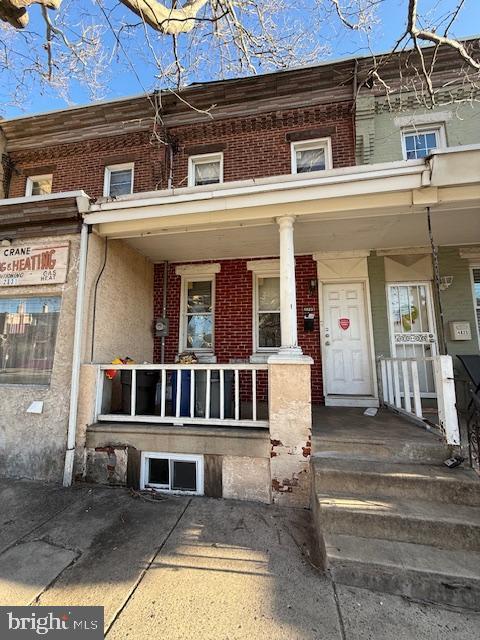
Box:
[2,0,479,118]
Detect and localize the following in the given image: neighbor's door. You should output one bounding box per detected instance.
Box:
[323,282,373,396]
[387,282,438,395]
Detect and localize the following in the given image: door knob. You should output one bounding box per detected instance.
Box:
[325,341,331,346]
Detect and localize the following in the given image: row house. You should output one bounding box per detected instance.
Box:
[0,43,479,508]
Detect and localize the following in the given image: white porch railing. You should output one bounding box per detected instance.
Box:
[379,355,460,445]
[94,363,269,429]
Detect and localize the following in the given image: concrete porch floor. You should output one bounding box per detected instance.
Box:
[311,406,450,463]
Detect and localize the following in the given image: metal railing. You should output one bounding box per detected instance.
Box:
[379,355,460,445]
[94,363,269,429]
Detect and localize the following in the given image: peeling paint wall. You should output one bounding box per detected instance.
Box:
[0,234,80,481]
[268,360,312,507]
[83,235,154,364]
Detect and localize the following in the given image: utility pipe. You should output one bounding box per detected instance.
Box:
[63,223,89,487]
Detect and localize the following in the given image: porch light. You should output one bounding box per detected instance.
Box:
[439,276,453,291]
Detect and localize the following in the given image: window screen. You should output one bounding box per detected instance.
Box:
[108,168,133,197]
[0,296,61,385]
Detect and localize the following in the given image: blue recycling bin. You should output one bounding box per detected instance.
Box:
[171,370,192,417]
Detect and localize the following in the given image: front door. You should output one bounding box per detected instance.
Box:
[387,282,438,394]
[323,282,373,396]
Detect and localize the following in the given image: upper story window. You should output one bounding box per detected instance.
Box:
[291,138,332,174]
[177,264,220,352]
[25,174,52,197]
[104,163,134,197]
[0,296,61,385]
[188,153,223,187]
[401,126,446,160]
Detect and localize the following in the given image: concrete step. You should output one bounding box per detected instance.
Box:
[312,456,480,506]
[321,532,480,610]
[315,491,480,552]
[313,434,452,464]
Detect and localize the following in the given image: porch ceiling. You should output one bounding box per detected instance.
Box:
[123,206,480,263]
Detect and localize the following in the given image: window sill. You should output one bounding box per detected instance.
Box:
[249,352,278,364]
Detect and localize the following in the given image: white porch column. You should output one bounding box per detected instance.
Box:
[277,215,302,357]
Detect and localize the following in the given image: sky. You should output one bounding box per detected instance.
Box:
[1,0,479,118]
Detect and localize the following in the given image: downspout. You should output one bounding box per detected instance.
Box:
[426,206,448,355]
[63,222,89,487]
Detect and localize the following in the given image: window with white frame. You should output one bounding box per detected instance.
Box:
[255,275,281,350]
[188,153,223,187]
[401,126,445,160]
[25,174,53,196]
[472,267,480,345]
[291,138,332,174]
[104,163,134,197]
[141,452,204,494]
[177,264,220,352]
[0,296,61,385]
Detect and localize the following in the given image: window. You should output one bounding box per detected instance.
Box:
[291,138,332,174]
[25,175,52,197]
[255,275,281,350]
[181,278,214,351]
[401,126,445,160]
[188,153,223,187]
[140,452,204,495]
[104,163,134,197]
[0,296,61,385]
[472,267,480,345]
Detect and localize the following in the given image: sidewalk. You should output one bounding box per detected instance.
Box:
[0,479,478,639]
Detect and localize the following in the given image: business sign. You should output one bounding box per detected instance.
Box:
[0,243,69,287]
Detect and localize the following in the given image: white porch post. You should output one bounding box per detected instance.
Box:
[268,215,312,507]
[277,215,302,357]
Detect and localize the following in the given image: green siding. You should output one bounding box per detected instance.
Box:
[438,247,479,358]
[367,254,391,357]
[356,95,480,165]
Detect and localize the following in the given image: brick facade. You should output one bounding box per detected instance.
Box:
[7,101,354,198]
[153,256,323,403]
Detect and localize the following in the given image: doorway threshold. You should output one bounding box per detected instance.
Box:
[325,395,379,408]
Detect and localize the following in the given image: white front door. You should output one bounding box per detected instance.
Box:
[323,282,373,396]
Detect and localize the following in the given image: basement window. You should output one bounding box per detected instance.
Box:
[140,452,204,495]
[104,163,134,197]
[25,174,52,196]
[188,153,223,187]
[291,138,332,174]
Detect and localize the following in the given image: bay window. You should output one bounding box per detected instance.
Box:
[0,296,61,385]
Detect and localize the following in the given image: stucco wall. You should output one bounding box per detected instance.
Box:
[0,234,80,481]
[84,235,154,364]
[356,94,480,165]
